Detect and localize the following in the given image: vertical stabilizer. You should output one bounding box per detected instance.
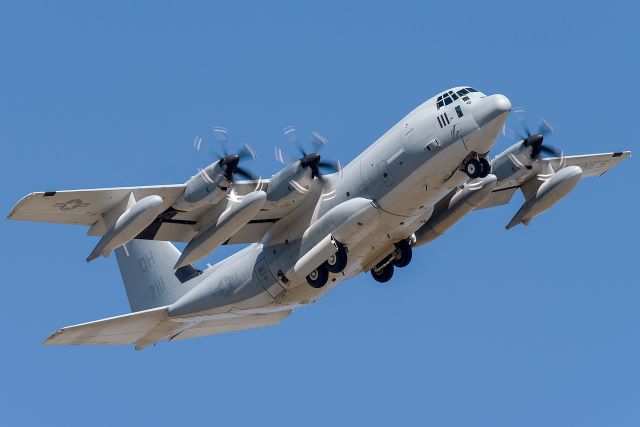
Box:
[115,240,202,312]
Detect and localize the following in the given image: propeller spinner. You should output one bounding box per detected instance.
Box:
[197,127,259,182]
[277,126,342,181]
[505,109,562,160]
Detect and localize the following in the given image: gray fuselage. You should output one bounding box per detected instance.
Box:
[168,87,511,320]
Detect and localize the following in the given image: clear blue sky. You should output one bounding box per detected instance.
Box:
[1,1,637,426]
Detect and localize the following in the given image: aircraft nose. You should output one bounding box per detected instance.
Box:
[471,94,512,128]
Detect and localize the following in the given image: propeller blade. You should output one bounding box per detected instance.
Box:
[513,107,531,137]
[238,143,258,161]
[284,125,306,156]
[274,145,293,164]
[538,119,556,136]
[213,126,230,156]
[502,125,526,141]
[311,131,328,153]
[233,166,257,181]
[539,144,561,157]
[317,160,340,173]
[193,135,204,151]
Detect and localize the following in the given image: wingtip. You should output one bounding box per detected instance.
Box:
[43,328,64,345]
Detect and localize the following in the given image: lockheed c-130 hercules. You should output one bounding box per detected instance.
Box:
[7,86,630,350]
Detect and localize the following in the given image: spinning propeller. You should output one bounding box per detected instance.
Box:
[276,126,342,181]
[504,108,562,160]
[195,127,259,182]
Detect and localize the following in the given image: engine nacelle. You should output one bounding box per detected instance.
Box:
[266,161,313,207]
[506,165,583,229]
[172,162,230,212]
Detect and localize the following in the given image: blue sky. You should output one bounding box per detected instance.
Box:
[1,1,637,426]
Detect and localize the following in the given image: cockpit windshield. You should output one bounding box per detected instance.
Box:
[436,87,479,109]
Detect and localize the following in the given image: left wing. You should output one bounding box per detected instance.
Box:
[7,180,291,244]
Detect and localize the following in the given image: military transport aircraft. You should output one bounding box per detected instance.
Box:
[7,86,630,350]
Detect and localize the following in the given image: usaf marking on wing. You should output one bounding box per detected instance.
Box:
[54,199,90,210]
[7,86,630,349]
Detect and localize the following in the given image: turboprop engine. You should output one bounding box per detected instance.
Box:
[267,126,341,206]
[173,145,257,212]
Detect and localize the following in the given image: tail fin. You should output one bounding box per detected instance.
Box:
[115,240,202,312]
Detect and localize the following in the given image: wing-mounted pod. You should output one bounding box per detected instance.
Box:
[506,165,582,229]
[414,174,498,246]
[174,190,267,268]
[87,193,165,261]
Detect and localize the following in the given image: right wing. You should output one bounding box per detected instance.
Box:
[476,151,631,210]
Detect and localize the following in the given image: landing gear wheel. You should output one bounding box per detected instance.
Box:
[464,158,482,179]
[479,157,491,178]
[306,263,329,288]
[371,264,394,283]
[392,239,413,268]
[326,244,348,273]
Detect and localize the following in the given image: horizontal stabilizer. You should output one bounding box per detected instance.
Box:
[44,307,294,350]
[43,306,177,350]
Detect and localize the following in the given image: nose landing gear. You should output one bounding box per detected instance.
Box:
[462,155,491,179]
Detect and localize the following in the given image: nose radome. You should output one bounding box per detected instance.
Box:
[471,94,512,127]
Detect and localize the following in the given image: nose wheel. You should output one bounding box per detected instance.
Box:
[463,157,491,179]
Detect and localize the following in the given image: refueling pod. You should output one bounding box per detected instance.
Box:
[414,174,497,246]
[87,194,165,261]
[174,191,267,268]
[506,165,583,229]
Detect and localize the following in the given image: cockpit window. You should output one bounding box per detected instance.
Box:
[436,87,478,109]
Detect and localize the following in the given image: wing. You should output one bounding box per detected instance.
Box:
[44,308,293,350]
[7,180,290,244]
[7,185,185,226]
[476,151,631,210]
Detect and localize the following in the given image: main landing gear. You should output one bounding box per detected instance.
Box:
[306,242,348,289]
[370,238,414,283]
[463,155,491,179]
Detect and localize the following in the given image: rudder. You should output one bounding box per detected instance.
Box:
[115,240,202,312]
